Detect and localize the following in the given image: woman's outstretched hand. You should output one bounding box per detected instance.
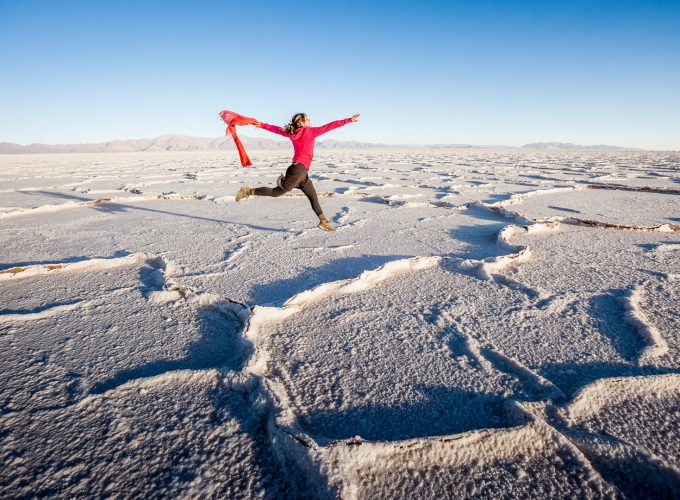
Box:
[252,120,261,127]
[351,114,360,122]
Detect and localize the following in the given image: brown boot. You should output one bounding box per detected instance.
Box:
[235,184,253,202]
[318,214,336,232]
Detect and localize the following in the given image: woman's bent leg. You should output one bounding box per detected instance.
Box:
[253,186,285,197]
[253,163,307,198]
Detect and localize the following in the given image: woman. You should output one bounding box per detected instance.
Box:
[235,112,360,232]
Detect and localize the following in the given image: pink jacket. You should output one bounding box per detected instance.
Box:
[260,118,353,169]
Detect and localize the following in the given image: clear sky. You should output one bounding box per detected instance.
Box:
[1,0,679,149]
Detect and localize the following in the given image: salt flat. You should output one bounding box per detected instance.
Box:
[0,149,678,498]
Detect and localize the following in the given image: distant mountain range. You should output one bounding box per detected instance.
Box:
[520,142,636,151]
[0,135,638,153]
[0,135,284,154]
[0,135,395,154]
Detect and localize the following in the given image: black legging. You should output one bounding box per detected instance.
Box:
[253,162,323,216]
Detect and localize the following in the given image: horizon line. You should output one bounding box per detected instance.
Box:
[1,134,673,151]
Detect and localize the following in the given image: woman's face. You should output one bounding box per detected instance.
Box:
[302,116,312,127]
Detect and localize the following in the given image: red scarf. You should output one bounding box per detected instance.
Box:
[219,110,258,167]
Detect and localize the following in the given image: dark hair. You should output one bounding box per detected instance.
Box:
[283,113,307,134]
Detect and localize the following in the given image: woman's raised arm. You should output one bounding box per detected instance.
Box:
[309,114,359,138]
[255,121,292,137]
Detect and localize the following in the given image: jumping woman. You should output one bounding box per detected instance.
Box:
[235,112,360,232]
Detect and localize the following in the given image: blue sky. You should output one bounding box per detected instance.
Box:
[1,0,679,149]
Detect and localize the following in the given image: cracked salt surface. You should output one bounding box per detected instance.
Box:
[1,150,679,497]
[504,186,680,229]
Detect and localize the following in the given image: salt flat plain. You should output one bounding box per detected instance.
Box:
[0,149,678,498]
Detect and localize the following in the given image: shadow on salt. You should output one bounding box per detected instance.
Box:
[248,254,412,307]
[94,201,290,232]
[90,305,248,394]
[299,385,509,442]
